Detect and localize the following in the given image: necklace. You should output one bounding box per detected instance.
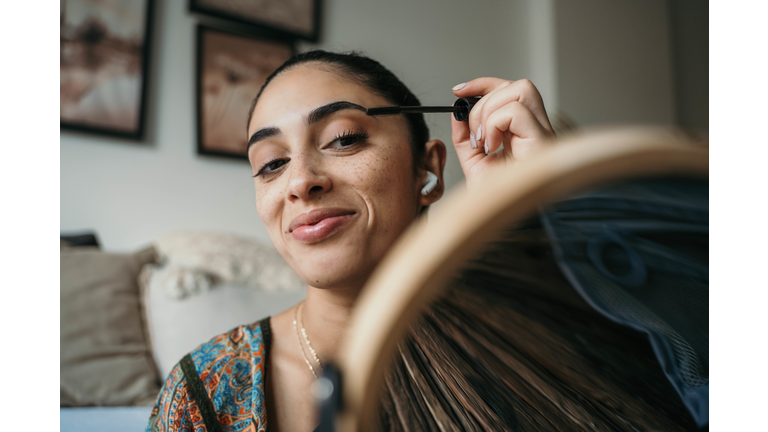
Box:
[299,301,323,371]
[293,301,322,379]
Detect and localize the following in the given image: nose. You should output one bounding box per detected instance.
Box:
[287,154,332,202]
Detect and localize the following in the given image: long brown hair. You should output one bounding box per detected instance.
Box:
[375,223,698,431]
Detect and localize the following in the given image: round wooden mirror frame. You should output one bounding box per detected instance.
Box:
[335,126,709,431]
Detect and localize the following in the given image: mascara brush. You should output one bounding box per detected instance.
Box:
[366,97,480,122]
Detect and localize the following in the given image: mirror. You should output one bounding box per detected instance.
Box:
[332,126,709,431]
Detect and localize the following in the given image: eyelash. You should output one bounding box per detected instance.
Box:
[253,128,370,178]
[254,157,286,178]
[327,128,370,151]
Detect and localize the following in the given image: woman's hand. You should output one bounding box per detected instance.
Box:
[451,78,556,188]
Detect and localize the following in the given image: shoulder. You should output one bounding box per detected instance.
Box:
[146,364,202,431]
[146,319,271,432]
[190,319,270,429]
[189,319,269,378]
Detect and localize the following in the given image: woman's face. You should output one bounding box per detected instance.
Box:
[248,64,423,290]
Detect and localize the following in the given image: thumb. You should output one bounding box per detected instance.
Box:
[451,112,470,145]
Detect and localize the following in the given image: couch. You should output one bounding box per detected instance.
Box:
[60,232,307,431]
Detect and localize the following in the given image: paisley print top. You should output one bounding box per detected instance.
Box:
[146,318,272,432]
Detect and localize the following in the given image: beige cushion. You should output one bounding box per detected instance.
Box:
[60,246,160,406]
[153,232,305,298]
[141,264,307,379]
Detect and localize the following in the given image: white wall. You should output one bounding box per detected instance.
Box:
[61,0,689,252]
[60,0,532,252]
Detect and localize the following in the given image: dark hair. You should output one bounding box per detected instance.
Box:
[248,50,430,173]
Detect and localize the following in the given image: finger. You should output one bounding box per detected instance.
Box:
[451,115,491,181]
[451,81,509,150]
[467,83,513,145]
[451,115,484,158]
[450,110,470,145]
[453,78,511,138]
[503,79,553,132]
[452,77,510,98]
[473,80,553,149]
[483,102,549,156]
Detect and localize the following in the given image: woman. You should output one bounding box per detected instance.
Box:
[146,50,555,432]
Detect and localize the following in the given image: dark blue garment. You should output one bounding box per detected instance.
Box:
[541,177,709,428]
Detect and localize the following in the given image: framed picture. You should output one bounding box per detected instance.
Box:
[60,0,154,140]
[190,0,321,42]
[196,25,294,160]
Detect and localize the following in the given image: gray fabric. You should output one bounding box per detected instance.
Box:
[60,246,160,406]
[541,176,708,427]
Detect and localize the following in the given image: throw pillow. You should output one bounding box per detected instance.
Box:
[60,246,160,406]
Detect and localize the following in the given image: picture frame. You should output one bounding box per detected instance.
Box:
[60,0,154,140]
[196,25,295,160]
[189,0,321,42]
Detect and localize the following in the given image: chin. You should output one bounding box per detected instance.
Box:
[292,252,376,290]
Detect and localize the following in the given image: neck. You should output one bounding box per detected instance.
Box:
[300,283,360,365]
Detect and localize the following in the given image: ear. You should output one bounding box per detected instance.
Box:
[418,139,447,207]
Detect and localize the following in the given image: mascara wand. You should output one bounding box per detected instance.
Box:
[366,97,480,122]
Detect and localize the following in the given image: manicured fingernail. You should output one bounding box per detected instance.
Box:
[476,124,482,141]
[452,82,467,91]
[470,131,477,149]
[484,142,489,155]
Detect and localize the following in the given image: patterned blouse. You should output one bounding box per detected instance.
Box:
[146,318,272,432]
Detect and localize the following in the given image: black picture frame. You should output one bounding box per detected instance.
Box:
[189,0,321,42]
[60,0,154,140]
[196,25,295,161]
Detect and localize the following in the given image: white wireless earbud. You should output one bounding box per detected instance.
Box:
[421,171,439,196]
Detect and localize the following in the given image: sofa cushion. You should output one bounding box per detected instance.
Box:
[60,407,153,432]
[60,246,160,406]
[153,232,305,298]
[141,264,307,378]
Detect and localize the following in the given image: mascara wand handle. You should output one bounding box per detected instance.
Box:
[453,97,481,122]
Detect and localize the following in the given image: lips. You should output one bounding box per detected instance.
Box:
[289,208,356,243]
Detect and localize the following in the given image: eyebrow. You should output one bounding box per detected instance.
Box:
[247,127,280,150]
[307,101,367,124]
[247,101,367,152]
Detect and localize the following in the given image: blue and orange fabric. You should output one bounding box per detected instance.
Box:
[146,319,270,432]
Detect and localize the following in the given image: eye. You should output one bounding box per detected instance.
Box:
[254,158,288,177]
[326,129,370,151]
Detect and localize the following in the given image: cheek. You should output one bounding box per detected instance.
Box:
[352,148,416,213]
[255,186,283,233]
